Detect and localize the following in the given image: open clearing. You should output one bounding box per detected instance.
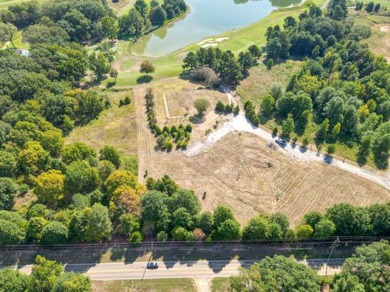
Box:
[65,90,138,156]
[237,60,303,105]
[134,82,390,227]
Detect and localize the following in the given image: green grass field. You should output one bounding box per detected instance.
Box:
[211,278,230,292]
[92,279,197,292]
[0,0,45,9]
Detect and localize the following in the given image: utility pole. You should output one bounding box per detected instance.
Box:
[325,236,340,277]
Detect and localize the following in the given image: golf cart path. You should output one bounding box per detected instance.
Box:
[184,114,390,191]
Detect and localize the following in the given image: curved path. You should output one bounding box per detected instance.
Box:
[184,114,390,191]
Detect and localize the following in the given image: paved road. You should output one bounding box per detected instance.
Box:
[17,259,344,281]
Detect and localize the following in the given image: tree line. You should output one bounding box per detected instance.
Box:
[261,1,389,168]
[0,255,91,292]
[230,240,389,291]
[119,0,187,40]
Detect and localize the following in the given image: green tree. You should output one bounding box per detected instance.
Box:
[230,255,321,291]
[52,272,91,292]
[248,45,262,58]
[0,178,18,210]
[327,144,336,156]
[270,212,289,235]
[34,170,65,204]
[61,142,97,166]
[281,114,295,137]
[314,218,336,238]
[79,203,113,242]
[196,211,214,235]
[40,221,69,245]
[0,22,18,48]
[368,204,390,235]
[304,212,324,229]
[27,217,48,242]
[89,52,110,80]
[243,216,269,241]
[0,268,30,292]
[333,241,389,291]
[100,16,119,41]
[134,0,149,21]
[172,207,193,230]
[213,219,242,241]
[0,151,16,177]
[326,203,372,236]
[0,219,25,245]
[171,226,188,241]
[214,205,234,227]
[141,190,171,231]
[332,272,365,292]
[194,98,210,116]
[100,146,121,169]
[104,170,138,197]
[98,160,116,182]
[296,224,314,238]
[169,189,200,215]
[65,161,100,195]
[31,255,64,292]
[149,6,167,26]
[260,94,275,117]
[139,60,155,75]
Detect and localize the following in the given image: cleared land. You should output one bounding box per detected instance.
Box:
[65,90,138,156]
[133,83,390,227]
[92,279,196,292]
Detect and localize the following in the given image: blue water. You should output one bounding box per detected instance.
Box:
[135,0,302,56]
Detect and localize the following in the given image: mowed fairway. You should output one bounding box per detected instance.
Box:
[133,81,390,227]
[92,279,197,292]
[65,90,138,156]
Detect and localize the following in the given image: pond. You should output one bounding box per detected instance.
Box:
[133,0,302,57]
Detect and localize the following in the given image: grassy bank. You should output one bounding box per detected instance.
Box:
[111,8,305,87]
[92,279,196,292]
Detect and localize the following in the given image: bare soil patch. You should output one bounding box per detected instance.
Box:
[137,125,390,226]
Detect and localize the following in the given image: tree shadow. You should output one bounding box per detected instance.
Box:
[106,81,116,88]
[189,115,205,124]
[137,75,153,84]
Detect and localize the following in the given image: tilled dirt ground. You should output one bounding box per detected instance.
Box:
[134,86,390,227]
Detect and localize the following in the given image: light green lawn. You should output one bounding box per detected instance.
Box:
[92,279,197,292]
[0,0,45,9]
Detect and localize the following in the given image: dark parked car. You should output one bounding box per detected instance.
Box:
[275,138,287,146]
[147,262,159,269]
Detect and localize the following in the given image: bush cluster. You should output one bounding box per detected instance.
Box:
[215,101,239,115]
[244,101,260,126]
[145,89,192,150]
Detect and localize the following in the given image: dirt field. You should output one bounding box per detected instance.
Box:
[65,90,138,156]
[133,82,390,227]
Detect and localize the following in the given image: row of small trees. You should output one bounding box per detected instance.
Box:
[145,89,192,150]
[215,101,239,115]
[355,2,382,12]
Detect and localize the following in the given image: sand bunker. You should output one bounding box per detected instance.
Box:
[215,37,229,42]
[197,38,214,45]
[201,43,218,48]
